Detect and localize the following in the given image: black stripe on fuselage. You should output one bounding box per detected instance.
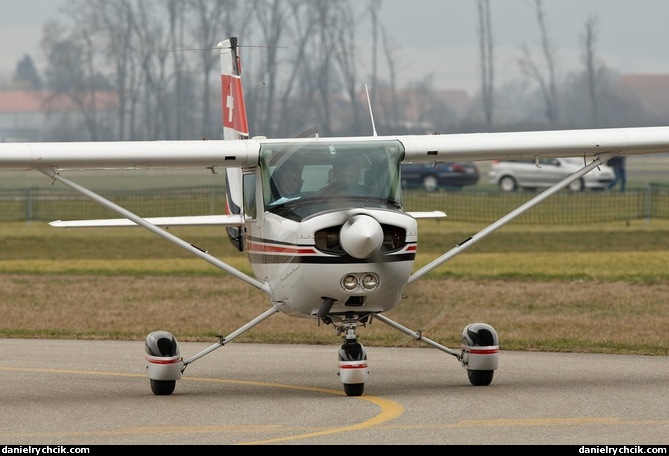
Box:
[247,252,416,264]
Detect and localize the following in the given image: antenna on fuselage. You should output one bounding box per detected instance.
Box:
[365,84,377,137]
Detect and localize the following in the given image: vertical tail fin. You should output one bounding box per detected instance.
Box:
[218,37,249,140]
[218,37,248,251]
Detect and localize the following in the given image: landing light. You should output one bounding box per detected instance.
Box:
[341,273,380,291]
[361,273,379,290]
[342,274,359,291]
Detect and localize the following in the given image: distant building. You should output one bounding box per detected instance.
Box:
[0,90,117,141]
[617,74,669,121]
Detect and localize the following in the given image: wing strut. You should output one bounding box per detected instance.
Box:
[37,167,270,293]
[408,155,608,283]
[182,307,280,369]
[373,314,461,359]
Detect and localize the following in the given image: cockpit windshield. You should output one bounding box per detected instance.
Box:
[260,139,404,219]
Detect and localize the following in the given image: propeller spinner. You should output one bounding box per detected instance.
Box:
[339,214,384,259]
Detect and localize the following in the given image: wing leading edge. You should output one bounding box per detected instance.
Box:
[2,126,669,172]
[49,215,244,228]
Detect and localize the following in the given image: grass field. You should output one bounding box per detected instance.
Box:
[1,219,668,356]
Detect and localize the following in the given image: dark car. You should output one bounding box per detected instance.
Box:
[401,162,479,192]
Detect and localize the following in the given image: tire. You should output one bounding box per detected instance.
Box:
[498,176,517,192]
[568,178,584,192]
[422,175,438,192]
[467,370,494,386]
[150,379,176,395]
[344,383,365,397]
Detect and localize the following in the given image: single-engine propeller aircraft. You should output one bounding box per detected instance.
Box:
[2,37,669,397]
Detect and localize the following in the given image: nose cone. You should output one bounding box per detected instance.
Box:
[339,215,384,259]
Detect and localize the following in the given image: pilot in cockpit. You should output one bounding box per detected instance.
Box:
[318,157,370,196]
[271,161,303,203]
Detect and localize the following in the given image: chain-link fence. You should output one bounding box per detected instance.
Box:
[1,184,668,224]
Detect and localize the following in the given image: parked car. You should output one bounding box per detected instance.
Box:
[488,157,614,192]
[401,162,479,192]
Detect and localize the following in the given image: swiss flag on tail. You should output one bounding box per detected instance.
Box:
[221,74,249,137]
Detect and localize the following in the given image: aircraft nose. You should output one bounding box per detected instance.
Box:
[339,215,384,259]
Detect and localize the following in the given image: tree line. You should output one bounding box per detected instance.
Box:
[4,0,662,142]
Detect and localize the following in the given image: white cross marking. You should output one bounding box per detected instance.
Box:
[226,92,235,124]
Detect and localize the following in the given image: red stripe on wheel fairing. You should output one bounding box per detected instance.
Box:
[145,355,182,365]
[339,363,369,369]
[461,346,499,355]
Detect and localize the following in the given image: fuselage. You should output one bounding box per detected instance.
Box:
[235,138,419,318]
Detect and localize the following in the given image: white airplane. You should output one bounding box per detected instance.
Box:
[2,37,669,397]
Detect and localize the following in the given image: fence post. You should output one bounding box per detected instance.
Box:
[644,183,652,225]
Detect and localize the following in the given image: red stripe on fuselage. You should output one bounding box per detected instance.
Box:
[246,240,318,255]
[246,240,417,256]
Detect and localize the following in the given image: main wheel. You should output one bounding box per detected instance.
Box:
[467,369,494,386]
[150,379,176,395]
[498,176,517,192]
[344,383,365,397]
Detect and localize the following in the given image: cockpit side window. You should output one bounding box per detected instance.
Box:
[243,172,256,218]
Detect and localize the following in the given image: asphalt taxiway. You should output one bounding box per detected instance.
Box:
[0,339,667,445]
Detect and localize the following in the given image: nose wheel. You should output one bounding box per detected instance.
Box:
[336,320,369,397]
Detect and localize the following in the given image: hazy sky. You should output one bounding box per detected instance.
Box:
[2,0,668,94]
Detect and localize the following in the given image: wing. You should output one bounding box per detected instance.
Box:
[2,126,669,172]
[398,127,669,163]
[0,139,257,171]
[49,215,244,228]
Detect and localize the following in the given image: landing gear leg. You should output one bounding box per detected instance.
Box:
[337,320,368,397]
[373,314,499,386]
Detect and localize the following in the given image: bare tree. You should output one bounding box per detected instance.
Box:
[164,0,189,139]
[273,1,318,137]
[48,0,174,140]
[518,0,559,126]
[313,1,342,136]
[85,0,142,140]
[581,15,600,127]
[12,56,43,90]
[37,0,396,140]
[41,13,113,141]
[331,2,364,135]
[367,0,382,107]
[380,27,399,130]
[477,0,494,128]
[250,0,287,137]
[188,0,245,139]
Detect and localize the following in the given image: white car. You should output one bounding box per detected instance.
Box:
[488,157,614,192]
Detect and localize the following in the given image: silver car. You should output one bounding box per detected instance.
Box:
[488,157,614,192]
